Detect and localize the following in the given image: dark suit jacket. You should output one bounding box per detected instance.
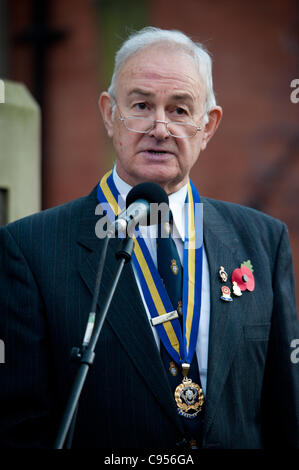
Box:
[0,185,298,449]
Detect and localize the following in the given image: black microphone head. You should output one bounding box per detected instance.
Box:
[126,182,169,208]
[125,182,169,227]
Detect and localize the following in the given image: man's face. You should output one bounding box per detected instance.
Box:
[100,45,221,194]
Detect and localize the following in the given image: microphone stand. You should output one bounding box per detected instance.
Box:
[54,234,134,449]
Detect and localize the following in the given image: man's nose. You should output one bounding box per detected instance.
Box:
[149,120,169,140]
[148,109,169,139]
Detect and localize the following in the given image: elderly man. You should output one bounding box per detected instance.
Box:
[0,27,298,450]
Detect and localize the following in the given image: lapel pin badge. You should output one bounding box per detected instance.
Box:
[232,260,255,292]
[220,285,233,302]
[219,266,228,283]
[232,281,242,296]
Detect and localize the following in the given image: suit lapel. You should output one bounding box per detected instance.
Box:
[201,198,258,437]
[76,188,184,435]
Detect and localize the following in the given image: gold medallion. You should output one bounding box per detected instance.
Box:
[174,376,204,418]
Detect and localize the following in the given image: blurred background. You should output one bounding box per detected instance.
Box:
[0,0,298,306]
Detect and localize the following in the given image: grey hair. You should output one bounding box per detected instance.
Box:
[107,26,217,122]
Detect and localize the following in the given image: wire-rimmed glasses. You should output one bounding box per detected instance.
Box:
[117,107,202,139]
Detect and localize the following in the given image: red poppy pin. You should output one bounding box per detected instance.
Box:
[232,260,255,292]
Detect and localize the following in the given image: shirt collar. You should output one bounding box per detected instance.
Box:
[112,166,187,242]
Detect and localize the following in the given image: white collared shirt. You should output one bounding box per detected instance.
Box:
[112,167,210,395]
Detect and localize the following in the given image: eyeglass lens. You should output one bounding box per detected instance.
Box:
[123,117,197,137]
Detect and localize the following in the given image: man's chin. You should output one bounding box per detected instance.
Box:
[132,171,185,195]
[134,170,176,185]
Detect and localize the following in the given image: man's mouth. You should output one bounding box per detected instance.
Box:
[140,149,174,157]
[148,150,168,155]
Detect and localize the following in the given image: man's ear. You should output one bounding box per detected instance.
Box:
[200,106,223,151]
[98,92,115,138]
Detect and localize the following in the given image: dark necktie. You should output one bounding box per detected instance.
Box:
[156,211,183,319]
[156,210,204,449]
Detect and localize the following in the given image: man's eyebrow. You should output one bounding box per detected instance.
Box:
[127,88,153,98]
[127,89,194,101]
[171,93,194,103]
[127,89,195,108]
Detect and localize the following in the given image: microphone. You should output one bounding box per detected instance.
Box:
[55,183,167,448]
[108,182,169,236]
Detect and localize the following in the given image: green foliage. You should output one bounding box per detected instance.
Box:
[241,260,254,272]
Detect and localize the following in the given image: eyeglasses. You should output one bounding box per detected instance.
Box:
[117,107,202,139]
